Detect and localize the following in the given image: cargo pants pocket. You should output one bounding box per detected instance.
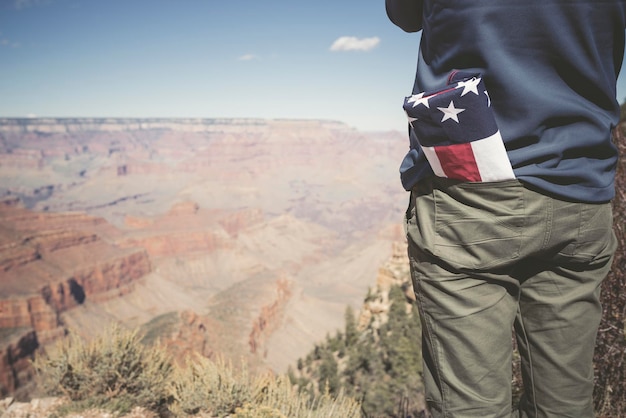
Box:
[429,179,525,271]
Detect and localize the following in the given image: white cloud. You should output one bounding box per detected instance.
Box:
[330,36,380,52]
[238,54,258,61]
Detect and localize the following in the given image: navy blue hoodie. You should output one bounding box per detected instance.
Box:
[391,0,626,203]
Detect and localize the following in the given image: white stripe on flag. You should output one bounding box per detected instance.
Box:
[471,131,516,182]
[422,146,447,178]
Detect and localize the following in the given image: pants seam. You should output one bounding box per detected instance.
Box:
[517,304,539,418]
[417,285,449,416]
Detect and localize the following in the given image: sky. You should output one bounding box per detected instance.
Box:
[1,0,626,131]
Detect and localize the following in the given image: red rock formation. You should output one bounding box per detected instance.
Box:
[119,205,263,257]
[165,310,215,361]
[167,201,199,216]
[0,245,39,273]
[0,331,39,398]
[218,208,264,237]
[249,278,293,356]
[118,231,231,258]
[357,242,412,331]
[0,208,107,233]
[0,202,153,396]
[24,230,99,254]
[0,299,45,330]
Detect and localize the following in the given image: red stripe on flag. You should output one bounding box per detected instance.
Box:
[434,143,482,182]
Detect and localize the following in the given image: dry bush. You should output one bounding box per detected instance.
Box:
[170,354,361,418]
[246,374,361,418]
[33,325,361,417]
[33,325,173,416]
[169,355,253,416]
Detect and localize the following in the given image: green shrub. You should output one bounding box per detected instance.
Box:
[293,284,424,417]
[33,325,173,416]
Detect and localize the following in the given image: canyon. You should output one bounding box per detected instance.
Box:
[0,118,409,398]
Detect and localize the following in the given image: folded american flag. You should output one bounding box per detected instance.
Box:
[403,72,515,182]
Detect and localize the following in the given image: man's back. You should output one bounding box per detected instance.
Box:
[397,0,626,202]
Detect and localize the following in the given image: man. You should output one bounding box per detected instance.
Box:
[386,1,625,417]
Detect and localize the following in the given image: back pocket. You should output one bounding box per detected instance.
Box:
[433,180,524,270]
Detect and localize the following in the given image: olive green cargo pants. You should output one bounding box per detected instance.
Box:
[405,178,617,418]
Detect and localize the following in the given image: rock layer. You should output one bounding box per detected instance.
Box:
[0,201,152,396]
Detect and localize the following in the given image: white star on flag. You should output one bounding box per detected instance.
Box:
[457,77,481,96]
[405,112,418,124]
[406,92,430,108]
[438,101,465,123]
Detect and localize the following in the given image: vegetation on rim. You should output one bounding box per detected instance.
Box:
[288,282,425,418]
[32,326,360,417]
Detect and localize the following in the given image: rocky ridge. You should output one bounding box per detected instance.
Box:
[0,117,346,135]
[0,199,152,397]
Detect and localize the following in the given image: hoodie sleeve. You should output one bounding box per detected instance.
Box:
[385,0,423,33]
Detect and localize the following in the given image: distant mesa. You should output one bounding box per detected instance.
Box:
[0,117,350,135]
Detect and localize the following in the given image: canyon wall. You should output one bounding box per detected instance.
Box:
[0,201,153,396]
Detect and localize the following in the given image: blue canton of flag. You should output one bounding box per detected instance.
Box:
[403,72,515,182]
